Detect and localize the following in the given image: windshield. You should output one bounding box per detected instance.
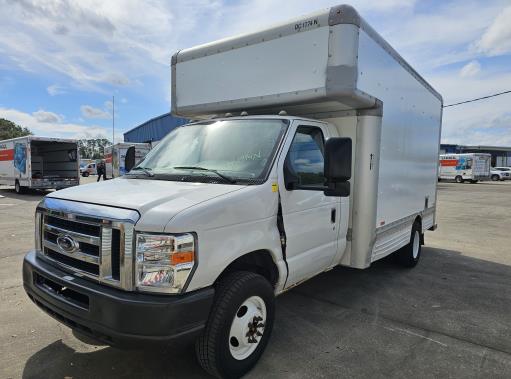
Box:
[132,119,288,184]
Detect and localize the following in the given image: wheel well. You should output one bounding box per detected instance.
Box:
[216,250,279,288]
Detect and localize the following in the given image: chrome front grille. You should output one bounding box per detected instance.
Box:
[43,215,102,275]
[35,198,139,291]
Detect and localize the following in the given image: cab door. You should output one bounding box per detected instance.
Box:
[277,122,340,287]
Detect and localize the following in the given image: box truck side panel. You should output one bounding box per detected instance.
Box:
[357,29,442,233]
[0,140,17,185]
[0,138,30,186]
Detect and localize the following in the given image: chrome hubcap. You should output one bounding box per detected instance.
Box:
[229,296,266,360]
[412,230,420,259]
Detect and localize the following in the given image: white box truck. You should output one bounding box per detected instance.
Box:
[439,153,491,183]
[105,142,151,178]
[0,136,79,193]
[23,5,442,378]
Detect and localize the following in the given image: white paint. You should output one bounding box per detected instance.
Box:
[384,326,448,347]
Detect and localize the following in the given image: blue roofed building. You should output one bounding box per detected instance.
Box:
[123,113,188,143]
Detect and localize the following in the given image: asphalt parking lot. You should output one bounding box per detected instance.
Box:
[1,178,510,378]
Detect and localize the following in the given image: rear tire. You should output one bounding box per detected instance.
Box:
[395,222,422,268]
[14,180,24,194]
[455,176,464,183]
[196,271,275,379]
[470,180,478,184]
[491,174,500,181]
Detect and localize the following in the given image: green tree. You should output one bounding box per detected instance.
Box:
[78,137,112,159]
[0,118,32,140]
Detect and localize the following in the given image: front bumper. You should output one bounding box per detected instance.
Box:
[23,251,214,347]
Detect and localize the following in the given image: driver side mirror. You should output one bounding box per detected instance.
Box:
[125,146,136,172]
[324,138,352,197]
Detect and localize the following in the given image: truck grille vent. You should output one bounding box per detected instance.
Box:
[39,212,133,290]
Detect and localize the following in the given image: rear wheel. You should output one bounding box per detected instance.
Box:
[395,222,422,268]
[14,180,24,194]
[470,180,478,184]
[455,175,464,183]
[196,271,275,379]
[491,174,500,181]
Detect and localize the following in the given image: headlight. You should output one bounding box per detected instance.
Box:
[135,233,195,293]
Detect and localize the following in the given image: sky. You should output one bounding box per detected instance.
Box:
[0,0,510,145]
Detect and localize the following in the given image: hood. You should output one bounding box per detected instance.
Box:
[49,178,245,230]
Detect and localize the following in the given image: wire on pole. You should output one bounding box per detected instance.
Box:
[443,90,511,108]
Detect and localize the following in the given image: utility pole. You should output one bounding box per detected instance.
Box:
[112,95,115,144]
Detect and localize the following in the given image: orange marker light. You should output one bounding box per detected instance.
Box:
[171,251,194,265]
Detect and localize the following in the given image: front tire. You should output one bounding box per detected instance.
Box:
[395,222,422,268]
[196,271,275,379]
[455,175,464,183]
[82,172,89,177]
[491,174,500,181]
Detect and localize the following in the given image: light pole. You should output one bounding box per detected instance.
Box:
[112,95,115,145]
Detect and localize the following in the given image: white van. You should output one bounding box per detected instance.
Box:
[439,153,491,183]
[0,136,79,193]
[23,5,442,377]
[80,162,97,177]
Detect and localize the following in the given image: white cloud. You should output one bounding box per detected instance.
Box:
[475,6,511,56]
[431,68,511,146]
[46,84,65,96]
[459,60,481,77]
[0,107,112,140]
[80,105,111,119]
[1,0,511,148]
[32,109,62,123]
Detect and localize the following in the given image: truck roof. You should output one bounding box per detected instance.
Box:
[0,135,78,144]
[171,4,442,119]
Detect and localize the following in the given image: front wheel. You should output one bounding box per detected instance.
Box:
[82,172,89,177]
[455,175,464,183]
[491,174,500,181]
[196,271,275,378]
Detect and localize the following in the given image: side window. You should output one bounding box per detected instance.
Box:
[287,126,325,187]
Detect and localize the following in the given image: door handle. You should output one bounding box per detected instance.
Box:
[331,208,336,223]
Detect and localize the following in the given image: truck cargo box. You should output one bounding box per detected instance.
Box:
[172,4,443,268]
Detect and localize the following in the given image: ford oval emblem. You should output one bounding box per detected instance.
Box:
[56,234,79,254]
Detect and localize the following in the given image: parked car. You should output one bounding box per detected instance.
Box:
[80,162,97,177]
[491,167,511,181]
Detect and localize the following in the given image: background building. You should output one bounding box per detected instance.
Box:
[124,112,188,143]
[440,144,511,167]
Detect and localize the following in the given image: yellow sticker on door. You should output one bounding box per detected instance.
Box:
[271,183,279,192]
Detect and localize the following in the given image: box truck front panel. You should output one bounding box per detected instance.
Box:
[357,28,442,230]
[174,17,331,116]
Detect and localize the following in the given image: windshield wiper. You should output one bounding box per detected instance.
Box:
[172,166,236,184]
[128,167,154,177]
